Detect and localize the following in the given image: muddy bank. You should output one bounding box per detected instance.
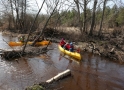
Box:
[77,41,124,63]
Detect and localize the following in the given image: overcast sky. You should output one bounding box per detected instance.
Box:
[29,0,74,14]
[0,0,124,15]
[29,0,124,14]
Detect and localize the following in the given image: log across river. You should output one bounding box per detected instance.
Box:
[0,32,124,90]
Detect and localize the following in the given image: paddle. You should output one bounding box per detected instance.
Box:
[59,52,65,61]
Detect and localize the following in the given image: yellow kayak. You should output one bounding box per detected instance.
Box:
[9,40,50,46]
[58,45,81,60]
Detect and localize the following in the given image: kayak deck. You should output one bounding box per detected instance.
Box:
[58,45,81,60]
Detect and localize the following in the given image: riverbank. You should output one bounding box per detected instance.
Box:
[1,27,124,64]
[43,27,124,64]
[77,40,124,64]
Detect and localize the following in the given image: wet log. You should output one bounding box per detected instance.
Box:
[46,69,71,83]
[0,46,51,60]
[1,49,22,60]
[25,69,71,90]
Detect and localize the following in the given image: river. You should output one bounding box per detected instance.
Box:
[0,32,124,90]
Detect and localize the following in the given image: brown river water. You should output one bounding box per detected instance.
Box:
[0,32,124,90]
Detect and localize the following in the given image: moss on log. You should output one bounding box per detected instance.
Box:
[25,85,45,90]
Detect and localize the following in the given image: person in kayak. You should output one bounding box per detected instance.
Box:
[60,38,66,47]
[69,42,74,52]
[63,42,70,50]
[76,47,81,53]
[18,35,25,42]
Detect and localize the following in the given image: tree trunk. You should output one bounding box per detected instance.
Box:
[10,0,15,29]
[23,0,27,33]
[98,0,107,37]
[83,0,87,33]
[8,15,11,29]
[89,0,97,36]
[20,0,24,31]
[22,0,46,54]
[15,0,20,30]
[31,1,59,46]
[74,0,83,34]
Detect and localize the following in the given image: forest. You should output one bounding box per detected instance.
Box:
[0,0,123,35]
[0,0,124,63]
[0,0,124,89]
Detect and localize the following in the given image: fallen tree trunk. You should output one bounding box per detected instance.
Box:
[46,69,71,83]
[26,69,71,90]
[0,46,49,60]
[1,49,22,60]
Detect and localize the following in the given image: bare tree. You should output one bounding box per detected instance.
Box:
[20,0,27,33]
[7,0,29,32]
[31,1,59,46]
[23,0,27,32]
[22,0,46,54]
[83,0,87,33]
[14,0,20,30]
[74,0,83,34]
[9,0,15,29]
[1,0,12,29]
[89,0,97,36]
[98,0,107,37]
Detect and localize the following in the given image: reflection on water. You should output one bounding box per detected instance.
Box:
[0,32,124,90]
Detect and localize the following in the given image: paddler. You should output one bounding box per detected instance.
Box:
[69,42,74,52]
[59,38,66,47]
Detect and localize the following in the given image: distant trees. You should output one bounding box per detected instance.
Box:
[116,7,124,25]
[9,0,28,32]
[0,0,41,33]
[0,0,124,37]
